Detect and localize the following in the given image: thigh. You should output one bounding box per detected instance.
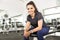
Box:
[37,27,49,36]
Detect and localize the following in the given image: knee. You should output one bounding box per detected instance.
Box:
[37,30,43,36]
[23,31,29,38]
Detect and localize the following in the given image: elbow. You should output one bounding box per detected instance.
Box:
[38,26,42,31]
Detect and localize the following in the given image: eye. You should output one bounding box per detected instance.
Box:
[31,8,33,9]
[27,8,33,10]
[27,8,29,10]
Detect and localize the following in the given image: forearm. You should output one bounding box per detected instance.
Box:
[29,26,42,33]
[24,26,30,31]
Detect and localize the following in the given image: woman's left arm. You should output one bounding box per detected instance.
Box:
[29,19,43,33]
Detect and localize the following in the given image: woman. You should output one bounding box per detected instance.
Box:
[23,1,50,40]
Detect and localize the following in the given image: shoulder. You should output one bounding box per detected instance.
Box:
[27,15,30,18]
[37,12,41,14]
[36,12,42,17]
[36,12,43,20]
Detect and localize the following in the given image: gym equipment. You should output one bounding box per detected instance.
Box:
[0,18,24,34]
[45,36,60,40]
[12,22,24,28]
[57,18,60,29]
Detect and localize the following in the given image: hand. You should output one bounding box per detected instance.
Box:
[24,31,31,38]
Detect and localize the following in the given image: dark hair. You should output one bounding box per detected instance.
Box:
[26,1,38,13]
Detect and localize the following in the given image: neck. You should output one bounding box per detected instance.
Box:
[31,13,35,17]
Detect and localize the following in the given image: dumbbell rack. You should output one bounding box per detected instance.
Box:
[0,18,24,34]
[2,18,11,34]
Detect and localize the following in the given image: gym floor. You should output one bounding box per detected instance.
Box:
[0,31,23,40]
[0,30,60,40]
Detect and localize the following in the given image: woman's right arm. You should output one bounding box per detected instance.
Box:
[24,21,31,32]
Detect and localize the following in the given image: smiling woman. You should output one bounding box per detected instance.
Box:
[23,1,50,40]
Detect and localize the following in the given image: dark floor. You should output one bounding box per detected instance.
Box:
[0,30,60,40]
[0,30,23,40]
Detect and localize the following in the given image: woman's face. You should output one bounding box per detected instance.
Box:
[26,5,35,15]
